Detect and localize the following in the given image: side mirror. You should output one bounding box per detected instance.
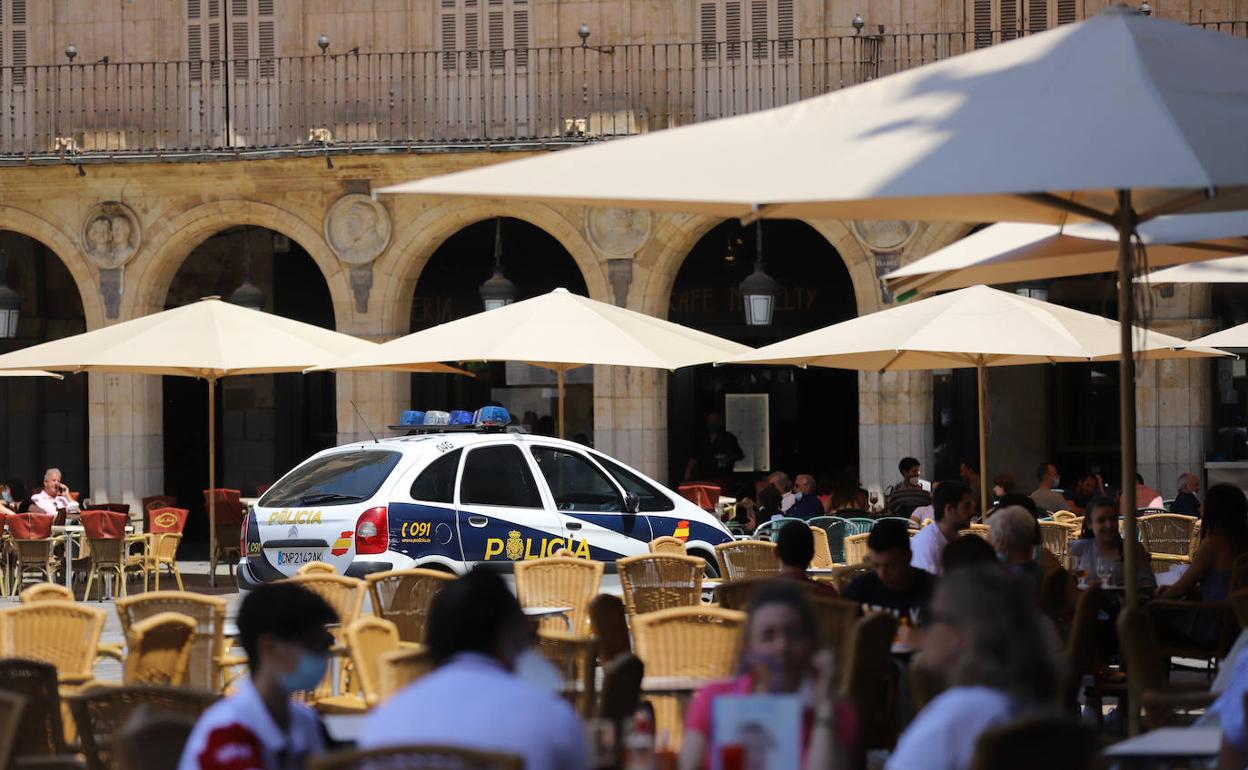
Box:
[624,493,640,514]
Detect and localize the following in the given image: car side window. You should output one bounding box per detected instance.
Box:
[459,445,542,508]
[595,455,676,512]
[531,446,623,513]
[410,449,461,504]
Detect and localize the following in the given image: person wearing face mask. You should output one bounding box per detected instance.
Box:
[178,583,336,770]
[360,569,588,769]
[787,474,823,520]
[987,506,1043,598]
[684,412,745,493]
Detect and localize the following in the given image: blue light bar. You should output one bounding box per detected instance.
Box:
[400,410,426,427]
[473,406,511,427]
[449,410,473,426]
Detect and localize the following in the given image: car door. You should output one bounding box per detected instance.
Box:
[455,442,565,567]
[528,444,652,561]
[387,447,466,571]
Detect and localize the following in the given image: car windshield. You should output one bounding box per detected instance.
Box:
[260,451,402,508]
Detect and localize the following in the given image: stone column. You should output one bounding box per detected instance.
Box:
[593,365,668,482]
[87,372,163,516]
[859,369,933,497]
[335,369,411,445]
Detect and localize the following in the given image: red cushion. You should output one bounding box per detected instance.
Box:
[8,513,54,540]
[81,509,129,540]
[148,507,189,534]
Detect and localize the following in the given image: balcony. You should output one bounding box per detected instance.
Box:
[0,22,1243,163]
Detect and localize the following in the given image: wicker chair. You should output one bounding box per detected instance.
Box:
[753,516,805,542]
[843,517,876,535]
[114,708,198,770]
[286,573,366,629]
[842,532,871,565]
[514,556,604,636]
[841,611,899,750]
[140,496,178,533]
[535,629,598,718]
[377,647,434,703]
[811,595,862,663]
[966,522,991,541]
[1116,604,1214,734]
[1038,521,1075,565]
[1138,513,1199,565]
[121,612,197,686]
[0,601,105,688]
[127,531,185,592]
[1050,510,1078,523]
[588,593,631,664]
[0,690,25,770]
[19,583,74,603]
[632,606,746,751]
[298,561,338,575]
[315,616,401,713]
[7,513,60,594]
[202,488,244,584]
[0,659,80,766]
[810,516,850,563]
[827,563,872,593]
[310,746,523,770]
[112,592,236,692]
[69,685,217,770]
[81,509,131,601]
[648,536,687,555]
[616,554,704,617]
[365,568,455,645]
[714,540,777,581]
[968,716,1098,770]
[809,526,835,569]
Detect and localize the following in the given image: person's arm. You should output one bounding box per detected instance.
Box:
[1160,538,1215,598]
[805,650,851,770]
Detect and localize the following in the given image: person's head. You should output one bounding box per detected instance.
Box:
[934,480,974,530]
[994,493,1039,520]
[1178,472,1201,495]
[1081,496,1120,546]
[959,459,979,482]
[42,469,62,495]
[768,472,793,494]
[1072,470,1098,497]
[237,583,337,692]
[922,565,1057,702]
[991,473,1015,498]
[942,534,999,572]
[742,583,818,692]
[427,569,530,669]
[706,412,724,435]
[757,485,782,513]
[899,457,921,481]
[1202,484,1248,545]
[866,519,913,591]
[794,474,816,498]
[1035,463,1059,488]
[775,520,815,571]
[988,506,1036,562]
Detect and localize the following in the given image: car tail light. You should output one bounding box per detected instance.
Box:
[355,506,388,555]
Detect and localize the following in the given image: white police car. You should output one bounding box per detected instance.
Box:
[236,407,734,588]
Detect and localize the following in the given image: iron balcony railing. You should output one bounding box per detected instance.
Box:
[0,21,1243,161]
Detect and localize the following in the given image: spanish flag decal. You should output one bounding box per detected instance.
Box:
[330,531,353,556]
[674,520,690,542]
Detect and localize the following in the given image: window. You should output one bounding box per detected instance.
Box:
[439,0,530,71]
[411,449,461,504]
[187,0,223,81]
[260,451,402,507]
[531,447,623,513]
[0,0,27,86]
[224,0,276,80]
[460,445,542,508]
[698,0,795,62]
[595,455,676,512]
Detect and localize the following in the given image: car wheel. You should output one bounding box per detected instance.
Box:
[689,550,719,579]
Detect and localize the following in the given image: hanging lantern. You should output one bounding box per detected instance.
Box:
[479,218,518,311]
[739,224,779,326]
[0,249,20,338]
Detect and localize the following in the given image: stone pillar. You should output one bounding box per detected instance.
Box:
[87,372,163,516]
[593,365,668,482]
[859,369,933,497]
[335,369,411,445]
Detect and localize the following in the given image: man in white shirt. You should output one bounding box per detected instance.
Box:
[910,480,975,576]
[1029,462,1067,514]
[179,583,337,770]
[28,468,79,518]
[768,471,796,512]
[361,570,588,770]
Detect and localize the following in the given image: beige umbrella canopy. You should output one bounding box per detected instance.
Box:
[310,287,752,437]
[717,285,1223,512]
[1183,323,1248,350]
[885,213,1248,296]
[1136,255,1248,285]
[0,297,461,580]
[0,370,62,379]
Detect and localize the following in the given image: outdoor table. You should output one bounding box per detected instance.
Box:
[52,523,135,591]
[323,713,367,744]
[1103,726,1219,767]
[523,605,573,631]
[807,568,834,575]
[641,676,711,696]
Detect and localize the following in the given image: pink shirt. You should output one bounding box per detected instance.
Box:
[683,674,858,769]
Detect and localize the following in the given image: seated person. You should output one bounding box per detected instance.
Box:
[992,493,1061,571]
[681,583,859,770]
[787,474,824,520]
[1070,497,1156,595]
[910,481,974,576]
[1159,484,1248,603]
[988,506,1043,597]
[178,583,336,770]
[1063,471,1104,515]
[886,476,932,520]
[29,468,78,518]
[774,520,838,597]
[841,518,936,627]
[942,531,999,572]
[1172,472,1201,517]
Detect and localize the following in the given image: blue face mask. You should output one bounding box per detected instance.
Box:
[793,492,804,501]
[278,651,329,694]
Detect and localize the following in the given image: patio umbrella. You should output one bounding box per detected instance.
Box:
[0,370,62,379]
[309,287,752,438]
[1136,255,1248,285]
[717,285,1224,513]
[884,213,1248,296]
[0,297,461,580]
[377,9,1248,606]
[1183,322,1248,350]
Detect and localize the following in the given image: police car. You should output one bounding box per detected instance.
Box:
[236,406,734,589]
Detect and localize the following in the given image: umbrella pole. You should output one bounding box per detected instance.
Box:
[977,361,989,516]
[557,368,566,439]
[1117,189,1139,610]
[208,377,217,588]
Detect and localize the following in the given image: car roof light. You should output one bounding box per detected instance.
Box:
[423,410,451,426]
[400,410,426,427]
[473,406,511,427]
[450,410,473,426]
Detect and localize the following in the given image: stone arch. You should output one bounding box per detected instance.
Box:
[126,200,351,324]
[0,204,101,328]
[375,199,607,335]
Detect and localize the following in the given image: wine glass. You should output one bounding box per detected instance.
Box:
[1096,556,1114,587]
[868,491,880,512]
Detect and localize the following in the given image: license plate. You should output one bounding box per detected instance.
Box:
[271,548,324,566]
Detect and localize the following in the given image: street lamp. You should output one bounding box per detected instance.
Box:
[478,219,517,311]
[577,23,614,54]
[317,34,330,55]
[228,243,266,312]
[0,250,20,338]
[64,44,77,63]
[852,13,866,34]
[739,224,779,327]
[1138,1,1152,13]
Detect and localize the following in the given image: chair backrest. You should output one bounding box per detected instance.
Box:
[534,629,598,718]
[82,509,130,540]
[97,503,131,515]
[714,577,780,611]
[6,512,53,540]
[0,601,106,682]
[18,583,74,604]
[1051,510,1077,522]
[0,690,25,770]
[810,595,862,660]
[810,526,834,569]
[69,685,217,770]
[514,556,605,635]
[0,659,66,759]
[297,561,338,576]
[841,611,900,750]
[1138,513,1199,557]
[115,592,228,691]
[968,716,1098,770]
[310,746,524,770]
[365,568,455,645]
[344,617,401,707]
[147,507,189,535]
[828,563,872,593]
[1038,521,1074,562]
[648,536,687,555]
[286,573,366,628]
[753,516,805,542]
[714,540,777,581]
[632,606,746,680]
[141,495,178,534]
[588,593,631,663]
[843,517,876,535]
[123,612,197,686]
[378,647,435,703]
[843,532,872,565]
[676,483,720,512]
[810,516,849,563]
[616,554,704,616]
[151,532,183,562]
[115,708,198,770]
[598,652,644,722]
[202,488,244,526]
[966,523,991,540]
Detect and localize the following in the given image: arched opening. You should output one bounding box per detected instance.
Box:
[410,217,590,439]
[668,219,858,497]
[0,232,88,505]
[162,226,337,547]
